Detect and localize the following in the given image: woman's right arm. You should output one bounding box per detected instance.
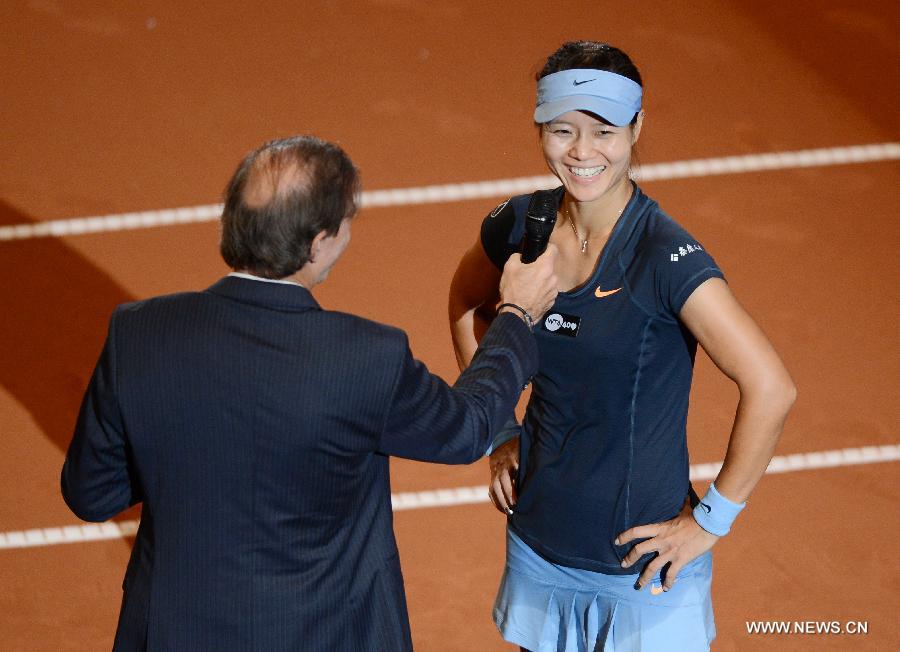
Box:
[449,238,520,513]
[448,239,502,370]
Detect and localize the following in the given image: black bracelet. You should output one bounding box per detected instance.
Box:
[497,302,534,331]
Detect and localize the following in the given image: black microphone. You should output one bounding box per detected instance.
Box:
[520,190,558,263]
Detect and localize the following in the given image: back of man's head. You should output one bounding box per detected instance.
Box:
[220,135,360,279]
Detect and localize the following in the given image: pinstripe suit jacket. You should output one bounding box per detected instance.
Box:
[61,275,537,651]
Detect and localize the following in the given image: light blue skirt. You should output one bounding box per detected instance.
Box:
[493,528,716,652]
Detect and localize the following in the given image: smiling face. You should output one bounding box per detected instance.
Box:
[541,109,643,205]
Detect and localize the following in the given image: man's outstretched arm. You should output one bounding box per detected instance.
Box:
[379,247,557,463]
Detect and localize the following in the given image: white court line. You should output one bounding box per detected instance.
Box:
[1,143,897,242]
[2,444,897,550]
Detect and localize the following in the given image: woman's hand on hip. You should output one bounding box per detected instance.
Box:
[616,497,719,591]
[488,437,519,515]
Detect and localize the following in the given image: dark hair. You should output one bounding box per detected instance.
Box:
[538,41,643,125]
[220,135,360,278]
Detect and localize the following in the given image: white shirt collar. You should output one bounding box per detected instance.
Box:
[228,271,304,287]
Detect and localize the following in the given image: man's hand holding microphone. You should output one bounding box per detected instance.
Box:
[497,245,559,330]
[496,188,560,330]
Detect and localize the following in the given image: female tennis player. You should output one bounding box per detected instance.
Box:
[448,41,796,651]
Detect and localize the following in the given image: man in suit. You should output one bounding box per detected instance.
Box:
[61,135,557,650]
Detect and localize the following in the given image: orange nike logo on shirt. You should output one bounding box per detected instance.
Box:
[595,287,623,299]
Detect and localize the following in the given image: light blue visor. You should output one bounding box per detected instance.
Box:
[534,69,642,126]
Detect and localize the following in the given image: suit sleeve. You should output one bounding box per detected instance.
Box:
[378,312,537,464]
[61,310,141,522]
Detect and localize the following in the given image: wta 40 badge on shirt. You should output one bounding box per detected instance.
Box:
[542,312,581,337]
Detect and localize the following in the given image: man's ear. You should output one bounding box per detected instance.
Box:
[309,230,329,263]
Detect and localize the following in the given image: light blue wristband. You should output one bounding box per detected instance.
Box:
[692,482,746,536]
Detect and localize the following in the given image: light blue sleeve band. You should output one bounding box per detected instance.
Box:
[485,418,520,456]
[692,482,746,536]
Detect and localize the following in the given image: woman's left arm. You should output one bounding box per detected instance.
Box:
[619,277,797,589]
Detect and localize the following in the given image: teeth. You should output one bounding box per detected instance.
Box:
[569,166,605,177]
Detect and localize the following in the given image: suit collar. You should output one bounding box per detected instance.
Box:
[206,276,322,312]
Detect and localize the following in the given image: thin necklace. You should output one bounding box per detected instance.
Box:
[565,203,625,254]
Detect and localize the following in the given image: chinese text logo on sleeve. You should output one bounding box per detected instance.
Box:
[670,242,703,262]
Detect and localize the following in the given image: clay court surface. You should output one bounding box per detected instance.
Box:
[1,1,898,649]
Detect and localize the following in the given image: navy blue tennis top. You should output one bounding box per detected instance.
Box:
[481,184,725,574]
